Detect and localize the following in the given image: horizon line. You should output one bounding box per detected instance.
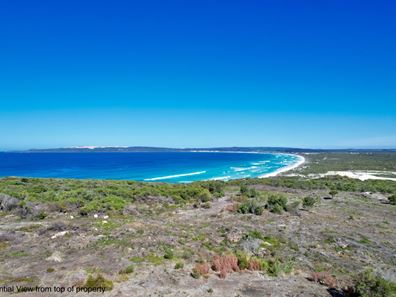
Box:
[2,145,396,153]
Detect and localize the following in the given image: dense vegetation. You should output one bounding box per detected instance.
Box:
[0,173,395,215]
[299,152,396,174]
[231,175,396,194]
[0,177,225,213]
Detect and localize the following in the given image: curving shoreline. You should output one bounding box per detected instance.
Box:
[259,154,306,178]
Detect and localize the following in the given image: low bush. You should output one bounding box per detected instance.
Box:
[286,200,301,213]
[267,259,293,276]
[163,246,174,260]
[191,263,210,279]
[388,194,396,205]
[303,196,317,208]
[211,254,239,279]
[240,186,260,198]
[248,258,269,271]
[352,269,396,297]
[266,194,287,214]
[235,250,250,270]
[308,271,337,288]
[237,199,264,215]
[119,265,134,274]
[83,274,113,291]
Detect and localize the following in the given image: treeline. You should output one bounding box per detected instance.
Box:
[300,152,396,174]
[229,176,396,194]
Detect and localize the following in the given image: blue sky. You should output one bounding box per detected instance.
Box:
[0,0,395,150]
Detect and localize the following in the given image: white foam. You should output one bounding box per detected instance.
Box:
[259,155,305,178]
[209,176,231,181]
[251,161,270,165]
[144,171,206,181]
[231,166,258,172]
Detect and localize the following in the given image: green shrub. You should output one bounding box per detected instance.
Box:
[353,270,396,297]
[199,181,225,197]
[240,185,248,195]
[267,259,293,276]
[163,246,174,260]
[174,262,184,269]
[119,265,134,274]
[238,199,263,215]
[235,250,250,270]
[266,194,287,214]
[286,200,300,213]
[36,211,47,220]
[83,274,113,291]
[329,189,338,198]
[303,196,317,208]
[388,194,396,205]
[202,202,211,209]
[198,189,212,202]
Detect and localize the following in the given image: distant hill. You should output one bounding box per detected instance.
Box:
[20,146,396,153]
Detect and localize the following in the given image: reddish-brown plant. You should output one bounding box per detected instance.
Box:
[212,254,239,278]
[225,203,239,212]
[309,271,337,288]
[248,259,261,271]
[194,263,210,276]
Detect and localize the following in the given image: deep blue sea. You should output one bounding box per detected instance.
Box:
[0,152,302,183]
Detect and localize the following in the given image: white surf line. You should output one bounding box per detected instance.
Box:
[259,155,306,178]
[144,171,206,181]
[208,176,231,181]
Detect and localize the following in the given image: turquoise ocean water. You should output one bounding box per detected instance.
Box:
[0,152,302,183]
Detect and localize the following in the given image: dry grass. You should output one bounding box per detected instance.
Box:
[309,271,337,288]
[248,259,262,271]
[212,254,240,279]
[224,203,239,212]
[194,263,210,277]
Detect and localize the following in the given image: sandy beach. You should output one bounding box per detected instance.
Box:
[259,154,306,178]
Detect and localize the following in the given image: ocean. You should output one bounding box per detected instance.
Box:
[0,152,303,183]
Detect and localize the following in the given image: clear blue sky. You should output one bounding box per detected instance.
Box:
[1,0,395,150]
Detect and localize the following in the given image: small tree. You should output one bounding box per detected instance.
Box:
[329,189,338,199]
[388,194,396,205]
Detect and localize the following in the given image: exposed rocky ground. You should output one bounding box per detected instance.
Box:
[0,181,395,296]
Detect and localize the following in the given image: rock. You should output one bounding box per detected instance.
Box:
[0,194,19,211]
[336,238,349,249]
[226,230,244,243]
[123,204,140,216]
[15,202,34,218]
[240,238,262,254]
[0,231,22,242]
[48,222,67,232]
[31,205,47,219]
[46,251,63,262]
[51,231,69,239]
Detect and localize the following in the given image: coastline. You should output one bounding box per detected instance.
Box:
[259,154,306,178]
